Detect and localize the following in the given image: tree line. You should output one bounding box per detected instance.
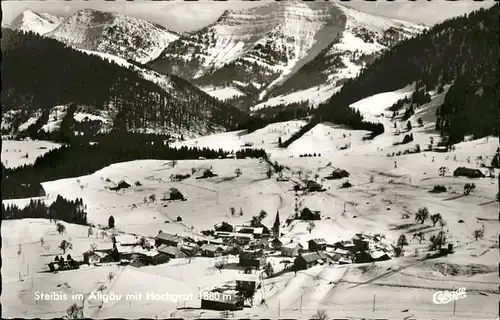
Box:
[2,196,88,226]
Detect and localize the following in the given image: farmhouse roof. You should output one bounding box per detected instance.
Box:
[309,238,327,245]
[299,251,328,263]
[156,232,183,243]
[282,242,303,249]
[157,244,182,256]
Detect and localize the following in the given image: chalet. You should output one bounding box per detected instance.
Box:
[353,235,371,252]
[281,242,303,257]
[453,167,485,178]
[200,244,224,257]
[294,252,329,271]
[308,238,327,252]
[234,233,253,245]
[239,250,266,268]
[83,251,106,265]
[201,293,242,311]
[234,226,265,238]
[299,207,321,220]
[157,245,187,259]
[196,169,218,179]
[236,274,260,291]
[247,239,269,250]
[326,168,350,180]
[155,232,183,247]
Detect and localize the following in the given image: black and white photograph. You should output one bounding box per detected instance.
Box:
[1,0,499,319]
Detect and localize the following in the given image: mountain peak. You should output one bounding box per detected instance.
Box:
[9,9,65,35]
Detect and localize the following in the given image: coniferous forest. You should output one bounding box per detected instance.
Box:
[1,28,250,137]
[2,196,88,226]
[284,4,499,146]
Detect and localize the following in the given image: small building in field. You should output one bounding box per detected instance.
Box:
[294,251,329,271]
[371,251,391,262]
[83,251,106,265]
[236,274,260,291]
[155,232,183,247]
[238,249,266,268]
[308,238,327,252]
[157,245,187,259]
[281,241,303,257]
[299,207,321,220]
[453,167,485,178]
[305,180,324,192]
[326,168,350,180]
[200,293,241,311]
[200,244,224,257]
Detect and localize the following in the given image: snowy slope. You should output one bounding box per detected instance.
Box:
[8,9,65,35]
[43,9,179,64]
[252,4,426,110]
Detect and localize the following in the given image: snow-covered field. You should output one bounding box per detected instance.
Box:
[1,139,62,168]
[200,86,245,100]
[2,86,498,319]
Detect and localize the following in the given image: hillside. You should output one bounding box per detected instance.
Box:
[1,28,250,141]
[9,8,180,64]
[146,2,423,111]
[283,4,499,147]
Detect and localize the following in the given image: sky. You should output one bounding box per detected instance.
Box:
[2,0,496,33]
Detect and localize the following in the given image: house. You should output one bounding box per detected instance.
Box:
[201,293,242,311]
[294,252,329,271]
[371,251,391,262]
[326,168,350,180]
[453,167,485,178]
[214,222,233,232]
[281,241,303,257]
[200,244,224,257]
[109,180,131,191]
[234,226,265,238]
[305,180,324,192]
[332,240,356,254]
[354,251,374,263]
[308,238,327,252]
[196,169,218,179]
[155,232,183,247]
[234,233,253,245]
[236,274,260,291]
[269,238,282,250]
[239,250,266,268]
[353,236,370,252]
[141,250,170,265]
[157,245,187,259]
[299,207,321,220]
[83,251,106,265]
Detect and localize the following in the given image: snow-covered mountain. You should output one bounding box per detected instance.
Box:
[9,9,180,64]
[147,1,425,110]
[8,9,65,35]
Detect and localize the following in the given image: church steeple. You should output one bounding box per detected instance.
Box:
[272,211,280,238]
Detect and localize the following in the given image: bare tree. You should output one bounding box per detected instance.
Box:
[473,228,485,241]
[215,261,224,273]
[90,243,97,252]
[108,272,115,282]
[230,207,236,216]
[307,221,315,234]
[87,227,93,238]
[430,213,443,227]
[415,207,429,224]
[235,168,242,177]
[40,237,45,247]
[438,167,448,177]
[17,244,22,257]
[59,240,73,254]
[464,183,476,195]
[312,309,328,320]
[397,234,408,247]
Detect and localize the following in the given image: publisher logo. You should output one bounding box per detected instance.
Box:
[432,287,467,304]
